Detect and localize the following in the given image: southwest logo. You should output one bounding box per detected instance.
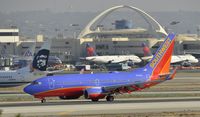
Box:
[150,38,171,68]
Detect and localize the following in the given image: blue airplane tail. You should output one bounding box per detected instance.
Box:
[144,33,176,79]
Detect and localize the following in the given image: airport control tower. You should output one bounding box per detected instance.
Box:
[115,19,133,29]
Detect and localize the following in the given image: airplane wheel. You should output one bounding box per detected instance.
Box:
[41,99,46,103]
[106,96,114,102]
[91,98,99,102]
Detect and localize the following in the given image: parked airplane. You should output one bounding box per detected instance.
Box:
[12,42,36,67]
[24,33,177,103]
[0,39,52,87]
[0,43,36,68]
[141,43,198,67]
[82,43,142,64]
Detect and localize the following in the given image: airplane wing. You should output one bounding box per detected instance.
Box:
[171,59,186,64]
[109,60,128,64]
[45,69,65,76]
[102,83,144,94]
[141,55,153,61]
[100,73,173,94]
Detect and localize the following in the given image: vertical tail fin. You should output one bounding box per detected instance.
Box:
[142,43,152,57]
[145,33,176,78]
[32,39,52,71]
[23,42,36,60]
[86,43,97,56]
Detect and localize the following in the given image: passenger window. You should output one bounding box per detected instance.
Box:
[31,81,41,85]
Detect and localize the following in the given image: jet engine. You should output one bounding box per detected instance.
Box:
[84,87,106,101]
[181,61,192,67]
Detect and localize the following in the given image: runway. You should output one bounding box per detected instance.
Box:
[1,97,200,116]
[0,75,200,116]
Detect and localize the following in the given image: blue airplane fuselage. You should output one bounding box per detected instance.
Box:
[24,33,176,102]
[25,68,150,96]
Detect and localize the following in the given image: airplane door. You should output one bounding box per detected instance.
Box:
[95,79,100,86]
[48,77,55,89]
[18,72,25,82]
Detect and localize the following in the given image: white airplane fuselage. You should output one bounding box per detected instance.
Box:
[0,67,45,87]
[0,38,52,88]
[85,55,142,64]
[142,54,198,65]
[171,54,198,64]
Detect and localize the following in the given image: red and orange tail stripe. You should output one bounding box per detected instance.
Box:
[146,33,176,80]
[152,39,175,77]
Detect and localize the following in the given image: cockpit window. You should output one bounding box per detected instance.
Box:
[31,81,41,85]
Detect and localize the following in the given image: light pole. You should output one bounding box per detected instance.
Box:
[11,25,18,55]
[197,25,200,38]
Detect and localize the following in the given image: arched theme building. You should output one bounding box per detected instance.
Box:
[79,5,168,57]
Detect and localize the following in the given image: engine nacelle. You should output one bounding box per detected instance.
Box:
[84,87,106,99]
[181,61,192,67]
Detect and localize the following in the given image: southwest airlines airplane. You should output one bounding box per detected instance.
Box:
[0,39,51,87]
[24,33,176,103]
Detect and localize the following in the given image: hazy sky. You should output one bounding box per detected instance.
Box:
[0,0,200,13]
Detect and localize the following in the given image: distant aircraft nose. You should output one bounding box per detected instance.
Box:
[138,58,142,63]
[195,59,199,63]
[135,57,142,63]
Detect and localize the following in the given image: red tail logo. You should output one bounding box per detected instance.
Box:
[142,43,151,56]
[86,43,97,56]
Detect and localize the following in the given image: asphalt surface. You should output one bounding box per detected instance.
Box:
[1,97,200,116]
[0,74,200,116]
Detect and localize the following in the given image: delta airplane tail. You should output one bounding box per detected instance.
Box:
[144,33,176,80]
[86,43,97,56]
[142,43,152,56]
[32,39,52,71]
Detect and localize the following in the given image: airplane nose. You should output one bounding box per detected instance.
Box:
[195,59,199,63]
[24,85,35,95]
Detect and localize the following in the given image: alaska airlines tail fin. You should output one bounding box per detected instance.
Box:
[32,39,52,71]
[145,33,175,78]
[86,43,97,56]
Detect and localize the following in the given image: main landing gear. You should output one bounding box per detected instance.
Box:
[106,95,114,102]
[91,98,99,102]
[41,99,46,103]
[90,95,114,102]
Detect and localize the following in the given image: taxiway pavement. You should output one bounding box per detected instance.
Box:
[1,97,200,116]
